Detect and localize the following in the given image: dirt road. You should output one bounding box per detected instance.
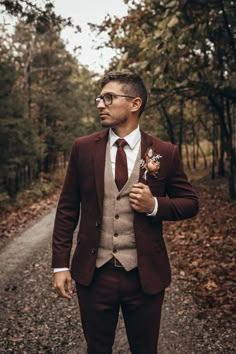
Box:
[0,210,233,353]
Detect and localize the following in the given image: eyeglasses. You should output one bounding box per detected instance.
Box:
[95,93,136,106]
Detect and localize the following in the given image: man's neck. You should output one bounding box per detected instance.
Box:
[112,124,139,138]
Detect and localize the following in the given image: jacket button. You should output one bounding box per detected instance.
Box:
[91,248,96,254]
[115,214,119,219]
[95,221,100,228]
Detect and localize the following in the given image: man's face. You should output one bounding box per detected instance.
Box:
[96,81,135,129]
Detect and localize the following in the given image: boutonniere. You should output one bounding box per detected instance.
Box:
[140,147,162,181]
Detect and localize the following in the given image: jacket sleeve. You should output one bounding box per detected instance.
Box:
[51,141,81,268]
[156,145,199,221]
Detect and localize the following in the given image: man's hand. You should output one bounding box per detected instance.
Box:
[129,182,155,213]
[53,270,73,299]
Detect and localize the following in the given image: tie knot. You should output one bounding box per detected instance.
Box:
[116,138,127,149]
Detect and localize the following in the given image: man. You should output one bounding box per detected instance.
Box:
[52,70,199,354]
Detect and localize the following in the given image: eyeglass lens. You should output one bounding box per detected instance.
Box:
[95,93,112,106]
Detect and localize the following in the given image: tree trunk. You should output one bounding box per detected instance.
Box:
[159,104,176,144]
[218,124,225,176]
[208,95,236,198]
[226,98,236,199]
[178,99,184,159]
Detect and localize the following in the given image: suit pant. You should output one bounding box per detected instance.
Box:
[76,262,165,354]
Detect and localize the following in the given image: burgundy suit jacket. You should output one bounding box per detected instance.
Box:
[52,129,199,294]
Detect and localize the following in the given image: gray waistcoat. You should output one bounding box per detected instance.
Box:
[96,142,141,271]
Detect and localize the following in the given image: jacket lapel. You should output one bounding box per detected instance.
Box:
[93,129,109,213]
[139,130,154,182]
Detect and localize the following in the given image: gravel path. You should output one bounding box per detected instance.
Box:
[0,210,234,353]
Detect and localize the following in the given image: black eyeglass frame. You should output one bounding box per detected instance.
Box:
[95,93,136,106]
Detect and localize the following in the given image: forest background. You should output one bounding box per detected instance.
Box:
[0,0,236,204]
[0,0,235,346]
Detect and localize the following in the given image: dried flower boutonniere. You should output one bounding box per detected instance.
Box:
[140,147,162,181]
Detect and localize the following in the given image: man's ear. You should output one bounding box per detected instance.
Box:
[131,97,142,113]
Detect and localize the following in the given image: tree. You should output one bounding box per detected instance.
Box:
[0,20,98,200]
[0,34,42,198]
[0,0,72,33]
[92,0,236,198]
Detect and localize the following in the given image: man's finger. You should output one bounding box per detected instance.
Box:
[132,182,146,189]
[67,278,73,295]
[60,287,72,299]
[55,283,72,299]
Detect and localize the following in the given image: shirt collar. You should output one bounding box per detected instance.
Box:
[109,126,141,150]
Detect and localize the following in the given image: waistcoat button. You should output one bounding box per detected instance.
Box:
[114,233,118,237]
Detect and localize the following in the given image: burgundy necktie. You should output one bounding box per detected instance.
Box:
[115,138,128,191]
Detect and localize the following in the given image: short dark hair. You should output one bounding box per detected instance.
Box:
[101,70,147,116]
